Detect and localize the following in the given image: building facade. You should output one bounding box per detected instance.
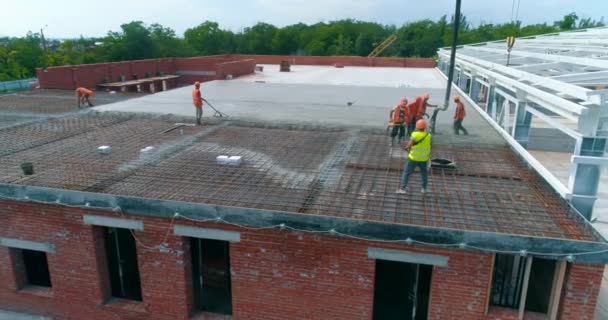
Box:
[0,199,604,320]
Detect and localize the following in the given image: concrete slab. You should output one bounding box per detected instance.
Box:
[239,65,447,88]
[95,68,504,146]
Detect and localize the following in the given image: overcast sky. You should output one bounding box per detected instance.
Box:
[2,0,606,38]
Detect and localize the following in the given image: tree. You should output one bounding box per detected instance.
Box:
[102,21,157,61]
[0,45,29,80]
[272,23,306,54]
[185,21,225,55]
[578,17,605,29]
[240,23,278,54]
[355,32,374,56]
[10,32,45,74]
[329,34,353,55]
[555,13,579,30]
[0,12,604,81]
[150,24,186,57]
[305,40,326,55]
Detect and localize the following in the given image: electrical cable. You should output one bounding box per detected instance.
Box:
[2,195,608,261]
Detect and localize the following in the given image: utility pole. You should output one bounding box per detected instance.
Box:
[40,25,48,51]
[431,0,461,133]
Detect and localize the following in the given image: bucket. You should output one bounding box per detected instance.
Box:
[20,162,34,175]
[430,158,456,170]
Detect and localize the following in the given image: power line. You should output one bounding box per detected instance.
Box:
[515,0,522,23]
[3,195,608,261]
[510,0,516,22]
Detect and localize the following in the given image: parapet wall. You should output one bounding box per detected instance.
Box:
[36,55,435,90]
[227,54,436,68]
[36,58,178,90]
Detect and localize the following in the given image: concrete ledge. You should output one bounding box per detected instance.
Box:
[83,215,144,231]
[173,225,240,242]
[0,237,56,253]
[0,310,53,320]
[1,183,608,263]
[368,247,449,267]
[176,70,216,76]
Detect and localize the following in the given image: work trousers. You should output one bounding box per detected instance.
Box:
[407,119,416,136]
[391,124,406,140]
[195,107,203,124]
[454,119,468,135]
[400,159,428,190]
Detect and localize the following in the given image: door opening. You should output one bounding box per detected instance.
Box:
[373,259,433,320]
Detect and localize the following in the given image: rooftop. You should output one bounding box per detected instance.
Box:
[0,112,598,242]
[0,64,606,262]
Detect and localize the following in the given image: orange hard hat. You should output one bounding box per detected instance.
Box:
[416,119,427,130]
[194,81,201,87]
[453,95,460,102]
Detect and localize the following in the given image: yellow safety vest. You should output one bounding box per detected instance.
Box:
[408,131,431,162]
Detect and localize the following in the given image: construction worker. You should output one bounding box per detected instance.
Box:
[192,81,203,125]
[397,119,431,194]
[453,96,468,135]
[75,87,94,108]
[390,98,409,145]
[417,92,437,119]
[407,96,421,135]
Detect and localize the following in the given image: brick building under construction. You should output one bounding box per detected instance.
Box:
[0,51,607,320]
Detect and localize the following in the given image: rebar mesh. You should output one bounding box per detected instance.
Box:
[0,113,598,241]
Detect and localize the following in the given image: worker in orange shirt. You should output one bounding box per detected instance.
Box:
[453,96,468,135]
[417,92,437,120]
[407,96,422,135]
[75,87,94,108]
[390,98,409,145]
[192,81,203,125]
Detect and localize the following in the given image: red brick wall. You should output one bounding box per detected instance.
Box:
[225,54,436,68]
[216,60,256,80]
[0,200,602,320]
[36,66,76,90]
[36,59,174,90]
[559,263,604,320]
[37,54,434,89]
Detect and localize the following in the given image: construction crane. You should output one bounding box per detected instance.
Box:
[367,34,397,57]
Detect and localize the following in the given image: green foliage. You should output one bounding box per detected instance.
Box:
[0,12,605,81]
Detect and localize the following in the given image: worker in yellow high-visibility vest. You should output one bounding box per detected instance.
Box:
[397,119,431,194]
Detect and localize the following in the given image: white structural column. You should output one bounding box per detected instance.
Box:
[569,96,607,219]
[512,90,532,148]
[487,79,497,120]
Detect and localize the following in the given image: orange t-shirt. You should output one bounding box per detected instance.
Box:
[407,100,419,121]
[392,105,408,124]
[75,87,93,97]
[417,98,428,118]
[455,101,466,120]
[192,89,203,107]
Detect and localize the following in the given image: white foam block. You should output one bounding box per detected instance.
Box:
[216,155,229,164]
[97,146,112,154]
[228,156,242,166]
